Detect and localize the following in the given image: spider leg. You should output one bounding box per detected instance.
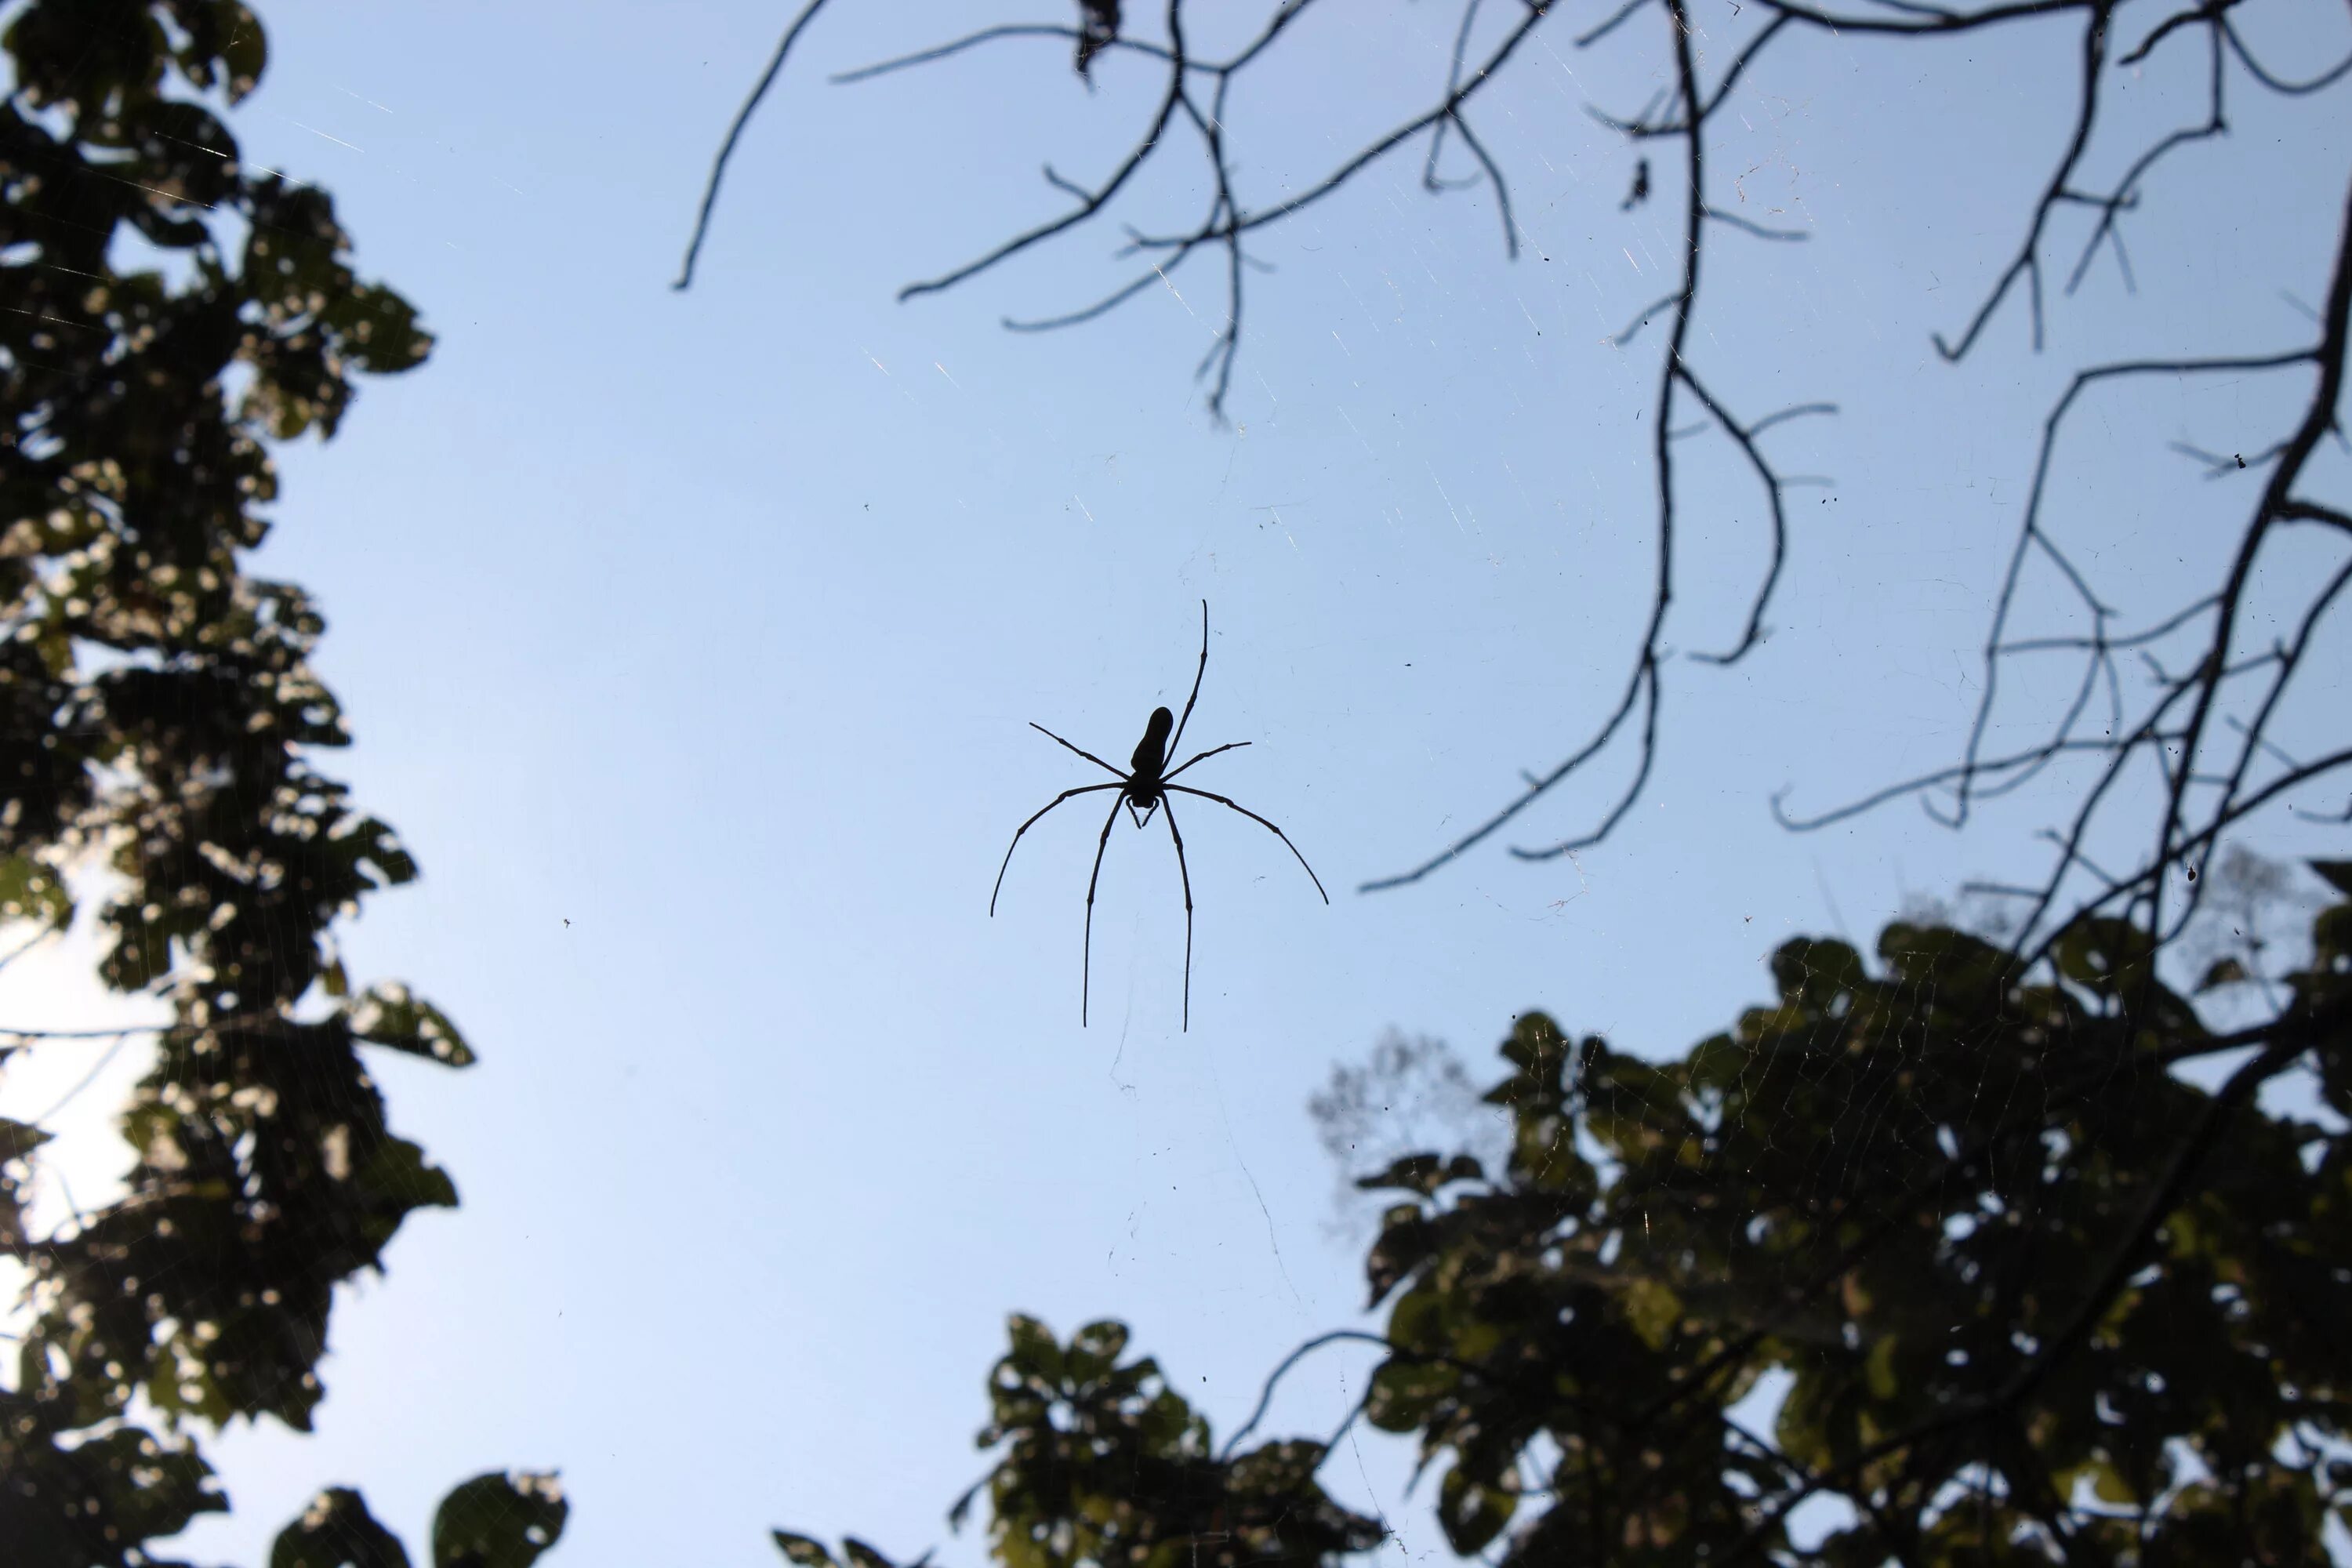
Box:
[1029,722,1126,779]
[1161,794,1196,1032]
[1163,739,1251,784]
[1163,600,1211,762]
[1082,791,1127,1026]
[992,782,1124,915]
[1166,784,1330,903]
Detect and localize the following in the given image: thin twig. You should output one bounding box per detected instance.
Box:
[674,0,838,290]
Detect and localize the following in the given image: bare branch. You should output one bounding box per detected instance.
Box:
[829,24,1179,85]
[1747,401,1839,437]
[2118,0,2217,67]
[1577,0,1656,48]
[1218,1328,1389,1460]
[1364,0,1705,887]
[898,1,1192,302]
[1610,292,1680,346]
[1754,0,2095,35]
[1196,1,1556,244]
[1773,737,2165,832]
[670,0,2347,920]
[674,0,839,291]
[1422,0,1487,190]
[1704,205,1809,241]
[2065,20,2224,298]
[1947,346,2313,827]
[2281,496,2352,533]
[1448,111,1521,259]
[2139,178,2352,950]
[1995,593,2219,655]
[1003,257,1194,333]
[1679,367,1806,664]
[2222,19,2352,96]
[1932,2,2112,360]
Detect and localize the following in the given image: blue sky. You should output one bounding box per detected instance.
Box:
[2,0,2348,1561]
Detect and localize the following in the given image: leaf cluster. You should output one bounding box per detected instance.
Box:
[775,1316,1384,1568]
[1347,893,2352,1563]
[265,1474,566,1568]
[768,879,2351,1566]
[2,3,561,1563]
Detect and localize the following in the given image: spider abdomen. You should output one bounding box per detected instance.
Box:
[1131,705,1174,776]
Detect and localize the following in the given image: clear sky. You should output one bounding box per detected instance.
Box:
[2,0,2347,1562]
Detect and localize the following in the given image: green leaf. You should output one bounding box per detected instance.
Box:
[0,1116,45,1247]
[1499,1012,1569,1076]
[1064,1319,1128,1384]
[430,1472,568,1568]
[1358,1152,1446,1193]
[1364,1355,1457,1433]
[2197,956,2250,993]
[1771,937,1867,1003]
[219,3,267,100]
[1356,1152,1485,1196]
[2085,1458,2137,1507]
[347,982,476,1066]
[1624,1276,1682,1350]
[2055,916,2157,996]
[1004,1314,1065,1388]
[0,852,71,931]
[328,281,433,375]
[271,1486,412,1568]
[2310,860,2352,898]
[841,1539,898,1568]
[1436,1463,1519,1553]
[353,1135,460,1239]
[771,1533,840,1568]
[1864,1334,1901,1401]
[1,1420,227,1552]
[0,1117,51,1164]
[1365,1207,1441,1305]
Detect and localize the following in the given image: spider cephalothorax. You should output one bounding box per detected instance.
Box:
[1120,705,1174,827]
[990,602,1327,1030]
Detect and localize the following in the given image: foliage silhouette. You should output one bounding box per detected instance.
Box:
[1,2,563,1562]
[780,878,2352,1563]
[775,1316,1386,1568]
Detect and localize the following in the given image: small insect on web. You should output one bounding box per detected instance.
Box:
[989,601,1329,1030]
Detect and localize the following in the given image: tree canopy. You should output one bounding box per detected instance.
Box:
[780,879,2352,1565]
[2,2,562,1562]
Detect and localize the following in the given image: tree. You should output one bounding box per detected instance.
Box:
[2,2,564,1562]
[776,1316,1386,1568]
[778,875,2352,1563]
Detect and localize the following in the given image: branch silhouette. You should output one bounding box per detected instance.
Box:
[676,0,2348,932]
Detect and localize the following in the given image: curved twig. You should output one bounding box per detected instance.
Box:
[898,1,1191,303]
[830,24,1181,85]
[674,0,838,291]
[1930,2,2114,361]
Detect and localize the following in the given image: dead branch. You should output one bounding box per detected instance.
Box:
[673,0,2349,935]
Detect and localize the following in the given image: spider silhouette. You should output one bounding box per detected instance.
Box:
[989,601,1328,1029]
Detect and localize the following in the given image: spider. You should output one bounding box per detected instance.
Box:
[989,601,1328,1030]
